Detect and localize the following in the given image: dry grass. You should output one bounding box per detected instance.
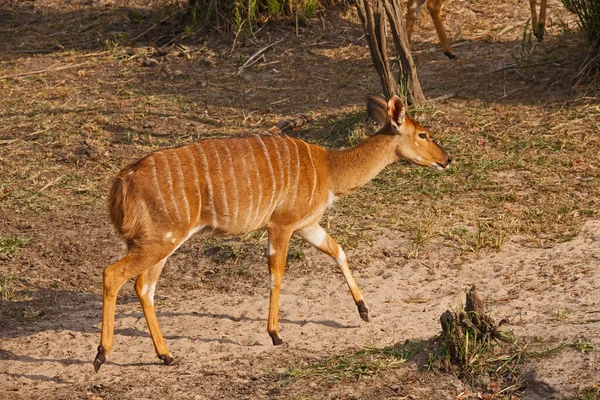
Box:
[1,1,598,279]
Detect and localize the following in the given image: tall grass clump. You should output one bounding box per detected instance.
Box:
[187,0,324,34]
[561,0,600,75]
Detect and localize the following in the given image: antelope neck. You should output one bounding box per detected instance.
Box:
[325,133,398,196]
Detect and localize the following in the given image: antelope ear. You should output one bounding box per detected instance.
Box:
[366,94,389,126]
[387,95,406,128]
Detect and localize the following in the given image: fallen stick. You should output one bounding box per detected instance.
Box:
[236,35,287,75]
[0,129,46,146]
[0,62,89,80]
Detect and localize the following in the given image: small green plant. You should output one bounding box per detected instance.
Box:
[299,0,320,20]
[266,0,284,16]
[511,23,536,71]
[0,236,28,254]
[0,274,19,301]
[408,217,435,257]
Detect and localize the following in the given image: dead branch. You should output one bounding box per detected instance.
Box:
[0,63,89,80]
[236,35,287,75]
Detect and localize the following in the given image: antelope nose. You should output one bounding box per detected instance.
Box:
[447,158,452,165]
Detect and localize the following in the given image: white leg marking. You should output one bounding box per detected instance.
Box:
[269,242,276,256]
[165,232,173,239]
[147,282,157,306]
[300,224,327,247]
[337,247,347,264]
[327,190,337,208]
[270,275,275,290]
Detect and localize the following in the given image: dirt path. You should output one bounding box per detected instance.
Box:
[2,220,598,399]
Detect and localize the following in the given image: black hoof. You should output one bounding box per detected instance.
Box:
[535,24,545,41]
[93,346,106,373]
[158,354,175,366]
[445,51,456,59]
[270,334,283,346]
[357,300,369,322]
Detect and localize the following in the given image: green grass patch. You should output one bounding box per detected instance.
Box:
[0,236,28,254]
[286,340,427,381]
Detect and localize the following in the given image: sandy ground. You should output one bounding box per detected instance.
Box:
[2,218,598,399]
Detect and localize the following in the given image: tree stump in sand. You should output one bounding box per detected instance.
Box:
[440,286,504,367]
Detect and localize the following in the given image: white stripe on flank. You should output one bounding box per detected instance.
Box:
[184,146,202,224]
[255,135,277,225]
[302,141,317,205]
[220,141,239,224]
[194,143,218,229]
[156,151,182,221]
[277,135,291,200]
[269,136,285,207]
[285,136,301,208]
[148,155,168,214]
[244,138,262,229]
[234,140,253,231]
[172,151,191,224]
[208,141,229,224]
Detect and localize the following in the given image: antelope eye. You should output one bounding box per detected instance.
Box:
[418,133,427,139]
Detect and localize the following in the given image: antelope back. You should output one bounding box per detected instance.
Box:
[109,135,328,246]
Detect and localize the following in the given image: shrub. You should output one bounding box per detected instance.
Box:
[561,0,600,73]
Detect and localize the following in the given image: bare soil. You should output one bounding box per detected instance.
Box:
[1,0,599,399]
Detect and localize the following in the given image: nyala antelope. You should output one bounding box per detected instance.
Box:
[93,94,451,372]
[407,0,549,58]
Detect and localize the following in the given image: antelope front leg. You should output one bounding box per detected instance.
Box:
[267,225,293,345]
[427,0,455,59]
[134,258,173,365]
[406,0,427,43]
[297,223,369,322]
[536,0,547,40]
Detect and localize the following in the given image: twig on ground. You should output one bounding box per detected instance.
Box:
[429,93,457,102]
[0,62,89,80]
[236,35,287,75]
[0,130,46,146]
[40,175,64,192]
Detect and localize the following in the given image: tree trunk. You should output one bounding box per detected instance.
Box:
[355,0,425,105]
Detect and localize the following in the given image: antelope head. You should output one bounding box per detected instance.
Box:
[367,94,451,170]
